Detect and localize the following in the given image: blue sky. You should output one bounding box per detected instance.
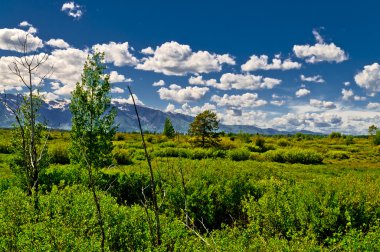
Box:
[1,0,380,134]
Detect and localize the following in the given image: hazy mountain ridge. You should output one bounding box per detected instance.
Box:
[0,94,318,135]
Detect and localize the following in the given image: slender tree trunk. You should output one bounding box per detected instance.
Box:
[128,86,161,246]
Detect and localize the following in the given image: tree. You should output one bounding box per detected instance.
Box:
[163,117,175,138]
[188,110,220,147]
[1,34,51,212]
[69,52,117,251]
[368,125,377,137]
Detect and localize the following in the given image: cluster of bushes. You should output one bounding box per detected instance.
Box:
[243,175,380,246]
[263,148,323,164]
[2,164,379,251]
[327,150,350,160]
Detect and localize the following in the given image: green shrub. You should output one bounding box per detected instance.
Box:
[327,151,350,160]
[153,147,190,158]
[277,139,291,147]
[228,148,250,161]
[254,136,265,148]
[189,148,213,160]
[329,132,342,139]
[0,142,11,154]
[373,130,380,145]
[49,144,70,164]
[249,152,265,161]
[345,135,355,145]
[264,148,323,164]
[114,132,126,141]
[113,148,134,165]
[159,141,177,148]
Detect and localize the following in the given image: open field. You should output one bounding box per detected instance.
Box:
[0,129,380,251]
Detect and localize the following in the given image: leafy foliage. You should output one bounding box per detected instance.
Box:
[163,117,175,138]
[69,52,117,168]
[188,110,220,148]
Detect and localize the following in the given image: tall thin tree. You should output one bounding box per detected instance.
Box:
[69,52,117,251]
[1,34,51,213]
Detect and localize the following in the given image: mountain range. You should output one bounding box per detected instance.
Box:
[0,94,317,135]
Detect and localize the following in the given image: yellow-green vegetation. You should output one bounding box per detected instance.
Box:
[1,129,380,251]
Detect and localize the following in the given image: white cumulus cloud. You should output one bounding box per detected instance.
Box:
[241,54,301,71]
[295,88,310,97]
[61,2,83,19]
[46,39,70,49]
[153,80,165,86]
[210,93,267,108]
[136,41,235,76]
[293,29,348,63]
[309,99,336,109]
[354,63,380,93]
[158,84,209,103]
[92,42,139,67]
[300,74,325,83]
[0,28,43,52]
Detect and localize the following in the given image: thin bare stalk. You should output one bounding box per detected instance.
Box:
[127,86,161,246]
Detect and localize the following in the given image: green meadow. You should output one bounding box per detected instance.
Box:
[0,129,380,251]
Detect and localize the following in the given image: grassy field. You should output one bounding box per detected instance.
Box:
[0,129,380,251]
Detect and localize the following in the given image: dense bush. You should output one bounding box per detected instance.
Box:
[327,150,350,160]
[243,175,380,244]
[0,142,11,154]
[227,148,250,161]
[113,148,134,165]
[264,148,323,164]
[329,132,342,139]
[277,138,291,147]
[49,143,70,164]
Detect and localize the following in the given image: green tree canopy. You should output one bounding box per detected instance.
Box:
[188,110,220,147]
[368,125,378,137]
[163,117,175,138]
[69,52,117,168]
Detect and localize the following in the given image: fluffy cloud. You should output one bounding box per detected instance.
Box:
[270,100,286,106]
[92,42,139,67]
[341,88,366,101]
[295,88,310,97]
[136,41,235,76]
[241,54,301,71]
[153,80,165,87]
[219,109,269,126]
[293,30,348,63]
[158,84,209,103]
[47,48,89,96]
[367,102,380,110]
[18,21,37,34]
[354,63,380,93]
[108,71,132,83]
[0,28,43,52]
[61,2,83,19]
[165,102,216,116]
[273,112,342,130]
[46,39,70,49]
[210,93,267,108]
[300,74,325,83]
[341,88,354,100]
[309,99,336,109]
[190,73,281,90]
[112,95,144,106]
[111,87,124,93]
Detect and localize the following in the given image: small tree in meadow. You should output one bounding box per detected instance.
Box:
[368,125,378,138]
[188,110,220,147]
[69,52,117,251]
[163,117,175,138]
